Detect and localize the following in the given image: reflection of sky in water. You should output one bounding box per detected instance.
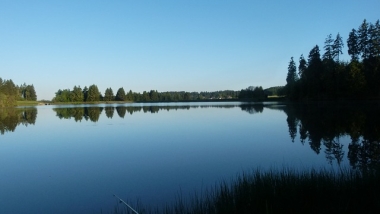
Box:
[0,104,351,214]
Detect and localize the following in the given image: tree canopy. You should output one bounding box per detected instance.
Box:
[285,19,380,100]
[0,77,37,107]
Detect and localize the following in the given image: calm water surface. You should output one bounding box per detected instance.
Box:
[0,102,379,213]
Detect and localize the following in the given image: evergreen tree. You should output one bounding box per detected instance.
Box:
[70,86,83,102]
[347,29,360,61]
[298,54,307,79]
[286,57,298,85]
[0,78,19,106]
[332,33,344,62]
[323,34,334,60]
[183,92,191,100]
[19,83,27,100]
[19,84,37,101]
[358,19,370,59]
[149,90,159,101]
[286,57,298,99]
[126,90,133,101]
[115,87,126,101]
[142,91,150,101]
[306,45,323,98]
[86,84,101,102]
[367,20,380,58]
[82,86,89,102]
[374,20,380,57]
[104,88,114,101]
[28,85,37,101]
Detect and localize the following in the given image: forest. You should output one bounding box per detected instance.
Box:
[52,85,267,102]
[285,19,380,100]
[0,78,37,107]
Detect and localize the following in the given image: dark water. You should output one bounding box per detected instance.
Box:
[0,102,379,213]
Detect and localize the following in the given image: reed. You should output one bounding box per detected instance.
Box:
[110,167,380,214]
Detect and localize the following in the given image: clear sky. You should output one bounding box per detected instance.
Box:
[1,0,379,100]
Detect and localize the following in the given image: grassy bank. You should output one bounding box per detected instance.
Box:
[111,168,380,214]
[16,100,39,106]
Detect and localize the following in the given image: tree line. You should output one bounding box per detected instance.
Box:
[53,85,268,102]
[0,77,37,107]
[286,19,380,100]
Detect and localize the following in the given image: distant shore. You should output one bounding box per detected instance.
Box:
[16,97,288,107]
[17,96,380,108]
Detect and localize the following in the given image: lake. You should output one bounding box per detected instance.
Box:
[1,102,379,213]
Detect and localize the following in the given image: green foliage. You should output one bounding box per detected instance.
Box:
[126,90,134,101]
[0,78,22,107]
[149,90,159,101]
[86,84,101,102]
[287,19,380,100]
[115,87,126,101]
[52,84,241,103]
[53,89,71,102]
[19,83,37,101]
[264,86,285,96]
[82,86,88,101]
[70,86,84,102]
[104,88,114,101]
[238,86,265,99]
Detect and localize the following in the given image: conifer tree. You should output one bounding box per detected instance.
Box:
[332,33,344,62]
[115,87,126,101]
[323,34,334,60]
[358,19,369,59]
[348,29,360,61]
[104,88,114,101]
[86,84,101,102]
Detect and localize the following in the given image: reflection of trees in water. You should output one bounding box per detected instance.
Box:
[324,138,344,165]
[281,103,380,170]
[54,108,84,122]
[0,108,37,134]
[239,104,263,114]
[116,107,126,118]
[54,105,241,121]
[86,107,103,122]
[104,107,114,118]
[348,139,380,170]
[54,107,103,122]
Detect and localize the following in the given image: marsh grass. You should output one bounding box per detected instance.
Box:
[112,167,380,214]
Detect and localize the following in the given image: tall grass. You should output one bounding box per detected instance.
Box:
[111,167,380,214]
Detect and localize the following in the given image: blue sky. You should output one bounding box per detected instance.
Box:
[1,0,379,100]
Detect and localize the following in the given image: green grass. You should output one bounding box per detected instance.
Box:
[111,167,380,214]
[16,100,40,106]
